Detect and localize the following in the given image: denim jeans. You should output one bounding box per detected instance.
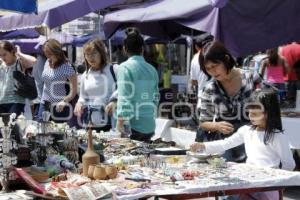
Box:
[81,106,111,132]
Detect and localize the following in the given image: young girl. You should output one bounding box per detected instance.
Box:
[191,88,295,200]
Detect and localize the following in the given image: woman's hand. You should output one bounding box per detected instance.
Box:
[190,142,205,152]
[74,102,84,117]
[56,101,67,112]
[216,121,234,134]
[16,45,37,69]
[105,102,116,116]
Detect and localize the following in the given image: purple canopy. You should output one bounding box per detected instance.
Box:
[0,28,39,39]
[0,0,125,32]
[12,38,41,54]
[103,0,210,38]
[11,33,74,54]
[177,0,300,56]
[72,30,126,47]
[103,0,300,57]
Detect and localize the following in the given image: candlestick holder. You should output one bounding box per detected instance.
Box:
[31,111,54,167]
[0,113,18,191]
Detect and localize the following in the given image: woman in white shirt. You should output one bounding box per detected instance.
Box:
[74,38,116,131]
[191,88,295,200]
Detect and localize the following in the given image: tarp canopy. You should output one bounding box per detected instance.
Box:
[177,0,300,56]
[11,32,74,54]
[103,0,209,39]
[0,0,125,32]
[103,0,300,57]
[71,30,125,47]
[0,0,37,14]
[0,28,40,39]
[12,38,41,54]
[72,33,102,47]
[72,30,187,47]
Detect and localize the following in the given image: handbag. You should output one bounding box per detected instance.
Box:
[195,114,223,142]
[13,59,38,100]
[195,127,222,142]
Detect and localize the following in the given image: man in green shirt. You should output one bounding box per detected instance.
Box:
[117,27,159,142]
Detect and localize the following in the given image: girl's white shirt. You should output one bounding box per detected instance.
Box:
[204,125,295,171]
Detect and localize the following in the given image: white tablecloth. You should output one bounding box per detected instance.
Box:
[117,163,300,200]
[153,118,174,140]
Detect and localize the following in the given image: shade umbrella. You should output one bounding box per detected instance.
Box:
[0,0,37,14]
[0,0,125,32]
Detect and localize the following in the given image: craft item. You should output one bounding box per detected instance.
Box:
[88,164,96,179]
[93,164,107,180]
[105,165,118,179]
[82,125,100,176]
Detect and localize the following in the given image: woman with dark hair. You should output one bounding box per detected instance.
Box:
[37,39,77,122]
[192,88,295,200]
[0,41,36,116]
[74,38,117,131]
[197,41,261,162]
[259,48,289,90]
[116,27,159,142]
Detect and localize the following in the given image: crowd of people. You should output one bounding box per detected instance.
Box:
[0,27,159,143]
[1,27,300,199]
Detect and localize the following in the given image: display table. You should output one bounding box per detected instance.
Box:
[21,134,300,200]
[44,159,300,200]
[115,163,300,200]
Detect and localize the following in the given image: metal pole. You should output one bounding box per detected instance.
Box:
[186,38,192,77]
[108,39,112,62]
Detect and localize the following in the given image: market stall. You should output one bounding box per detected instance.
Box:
[0,114,300,200]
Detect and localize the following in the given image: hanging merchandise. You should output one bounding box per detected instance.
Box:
[163,69,171,89]
[155,44,167,64]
